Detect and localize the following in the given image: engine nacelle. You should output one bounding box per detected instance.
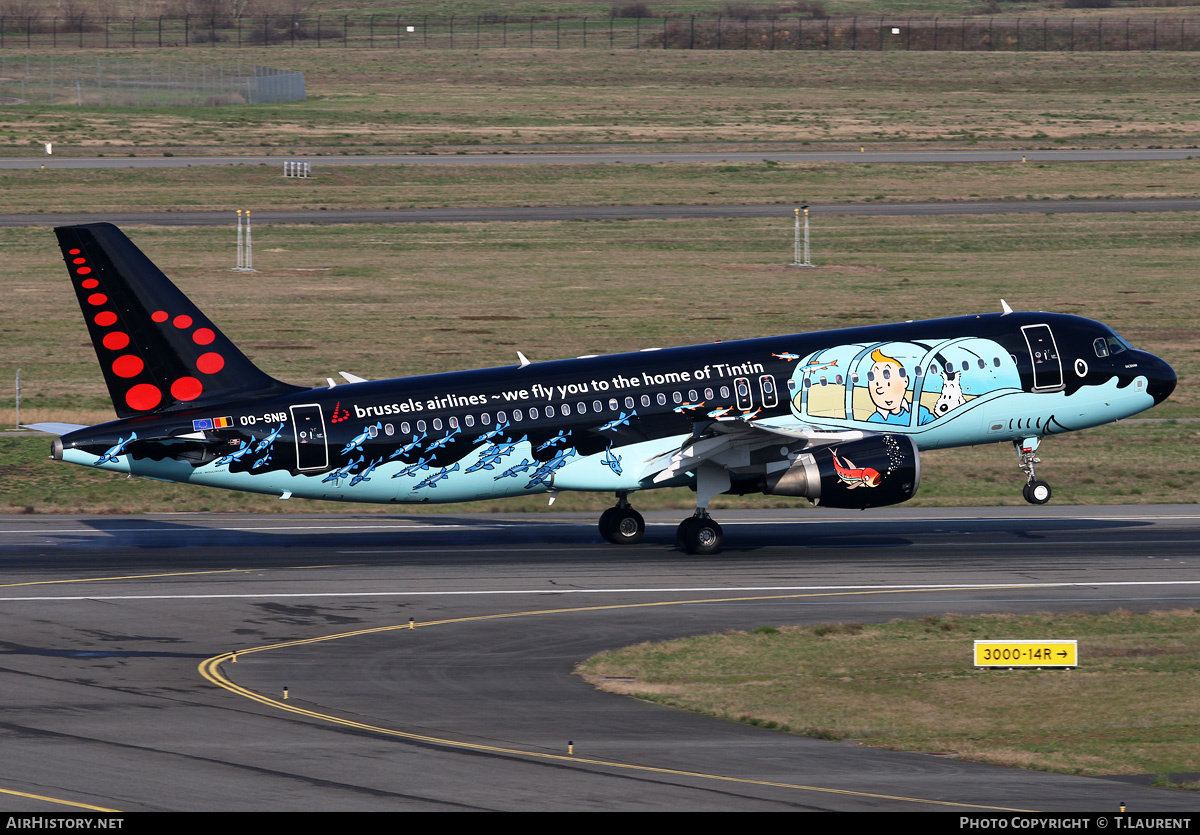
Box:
[762,434,919,509]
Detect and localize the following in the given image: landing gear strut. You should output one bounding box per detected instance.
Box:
[599,492,645,544]
[1015,437,1052,505]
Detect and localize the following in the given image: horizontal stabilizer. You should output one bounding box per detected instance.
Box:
[21,422,88,436]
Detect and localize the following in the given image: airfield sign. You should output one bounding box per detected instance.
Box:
[974,640,1077,668]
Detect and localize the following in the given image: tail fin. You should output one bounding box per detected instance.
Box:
[55,223,305,419]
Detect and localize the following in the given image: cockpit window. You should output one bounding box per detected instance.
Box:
[1095,336,1128,357]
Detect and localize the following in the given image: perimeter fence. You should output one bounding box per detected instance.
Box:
[0,56,304,106]
[1,14,1199,52]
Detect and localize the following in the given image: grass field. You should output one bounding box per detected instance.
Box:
[5,158,1200,213]
[1,210,1195,514]
[0,45,1196,515]
[576,610,1200,779]
[7,50,1200,154]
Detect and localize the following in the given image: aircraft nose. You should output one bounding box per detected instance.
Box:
[1144,352,1177,406]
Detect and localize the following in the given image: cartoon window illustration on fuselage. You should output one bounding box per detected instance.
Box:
[790,338,1022,431]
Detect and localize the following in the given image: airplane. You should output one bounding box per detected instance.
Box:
[39,223,1176,554]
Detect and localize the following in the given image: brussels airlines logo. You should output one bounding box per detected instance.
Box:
[330,402,350,424]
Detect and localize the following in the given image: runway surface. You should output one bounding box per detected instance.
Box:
[1,505,1198,811]
[4,197,1200,228]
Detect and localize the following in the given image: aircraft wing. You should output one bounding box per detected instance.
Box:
[643,419,870,484]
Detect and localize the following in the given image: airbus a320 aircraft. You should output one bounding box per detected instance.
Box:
[40,223,1176,554]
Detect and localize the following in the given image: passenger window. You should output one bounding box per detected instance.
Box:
[497,411,507,423]
[577,402,587,415]
[672,391,682,404]
[449,416,459,429]
[625,397,635,409]
[688,389,698,401]
[609,398,619,411]
[464,415,475,427]
[432,418,442,431]
[640,395,651,407]
[417,420,426,432]
[513,409,523,421]
[656,393,666,405]
[720,386,730,398]
[401,421,411,434]
[545,405,555,417]
[705,387,714,399]
[529,407,538,420]
[384,423,394,436]
[368,424,379,438]
[481,413,491,426]
[593,400,603,412]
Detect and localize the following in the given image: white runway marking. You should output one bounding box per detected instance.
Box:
[4,579,1200,603]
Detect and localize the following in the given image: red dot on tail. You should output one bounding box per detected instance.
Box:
[152,310,169,323]
[73,257,86,265]
[69,249,81,255]
[173,315,193,329]
[87,293,107,306]
[171,377,203,401]
[95,311,117,327]
[196,352,225,374]
[125,383,162,411]
[102,332,130,351]
[77,267,92,275]
[192,328,215,346]
[112,355,145,378]
[81,278,99,289]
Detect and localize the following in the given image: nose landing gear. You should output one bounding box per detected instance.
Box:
[1015,437,1052,505]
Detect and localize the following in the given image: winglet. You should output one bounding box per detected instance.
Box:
[338,371,369,384]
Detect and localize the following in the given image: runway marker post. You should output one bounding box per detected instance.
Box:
[790,206,813,268]
[233,209,257,273]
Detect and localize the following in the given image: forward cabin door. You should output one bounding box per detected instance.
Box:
[1021,324,1064,392]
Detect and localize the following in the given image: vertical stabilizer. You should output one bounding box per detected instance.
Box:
[55,223,304,418]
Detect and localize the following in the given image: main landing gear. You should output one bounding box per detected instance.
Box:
[676,512,724,555]
[1015,437,1052,505]
[599,492,645,544]
[675,461,731,555]
[598,461,732,555]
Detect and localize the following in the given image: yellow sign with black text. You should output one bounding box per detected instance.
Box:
[974,640,1077,668]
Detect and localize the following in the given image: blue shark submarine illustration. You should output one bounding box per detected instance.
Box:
[42,224,1176,554]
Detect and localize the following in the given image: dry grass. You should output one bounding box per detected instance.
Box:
[577,610,1200,776]
[1,210,1195,513]
[6,50,1200,154]
[3,158,1199,213]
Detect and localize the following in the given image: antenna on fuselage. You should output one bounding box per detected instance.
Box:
[1000,299,1014,315]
